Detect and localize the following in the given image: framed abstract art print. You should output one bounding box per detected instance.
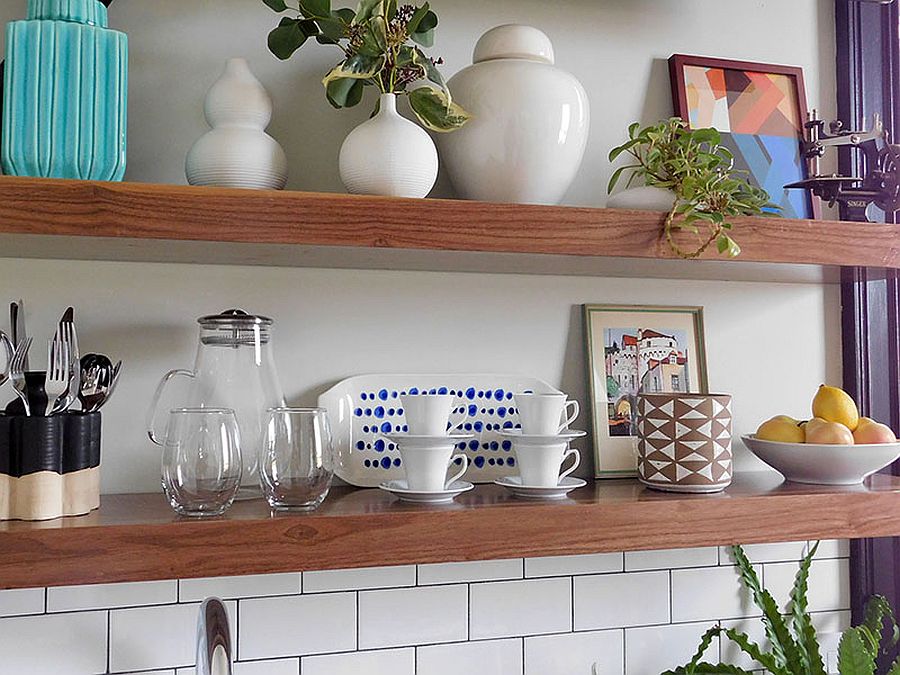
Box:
[669,54,817,220]
[584,304,708,478]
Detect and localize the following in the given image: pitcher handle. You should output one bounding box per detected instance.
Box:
[146,369,195,446]
[559,447,581,482]
[445,453,469,488]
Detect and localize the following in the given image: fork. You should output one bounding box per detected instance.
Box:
[10,337,32,417]
[45,334,70,416]
[51,322,81,415]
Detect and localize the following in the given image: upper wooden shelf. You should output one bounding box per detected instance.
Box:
[1,472,899,590]
[0,176,894,282]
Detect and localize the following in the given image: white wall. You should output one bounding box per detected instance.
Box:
[0,0,839,493]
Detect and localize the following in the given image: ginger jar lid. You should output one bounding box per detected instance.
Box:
[473,25,555,65]
[27,0,108,26]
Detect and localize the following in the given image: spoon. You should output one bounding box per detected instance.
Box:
[0,330,12,387]
[79,354,123,413]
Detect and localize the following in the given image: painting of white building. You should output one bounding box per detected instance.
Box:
[604,327,691,436]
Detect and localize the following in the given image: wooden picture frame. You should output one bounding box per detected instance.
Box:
[584,304,708,478]
[669,54,819,220]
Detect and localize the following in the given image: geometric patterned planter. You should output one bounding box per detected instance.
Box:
[636,392,733,493]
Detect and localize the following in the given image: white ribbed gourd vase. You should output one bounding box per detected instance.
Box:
[339,93,439,199]
[186,58,288,190]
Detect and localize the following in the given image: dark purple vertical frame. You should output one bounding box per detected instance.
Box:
[837,0,900,668]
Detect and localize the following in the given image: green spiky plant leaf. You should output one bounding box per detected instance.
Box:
[665,543,899,675]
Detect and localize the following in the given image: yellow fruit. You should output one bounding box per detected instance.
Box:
[756,415,805,443]
[804,418,854,445]
[853,417,897,444]
[811,385,860,431]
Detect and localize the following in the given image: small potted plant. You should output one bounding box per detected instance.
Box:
[608,118,774,259]
[260,0,470,198]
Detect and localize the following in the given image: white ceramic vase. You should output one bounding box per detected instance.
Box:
[606,186,677,211]
[339,93,438,198]
[436,25,590,205]
[186,58,288,190]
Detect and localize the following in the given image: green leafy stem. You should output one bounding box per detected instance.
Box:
[608,118,775,260]
[261,0,470,132]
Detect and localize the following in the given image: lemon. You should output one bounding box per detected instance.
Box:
[756,415,805,443]
[811,385,860,431]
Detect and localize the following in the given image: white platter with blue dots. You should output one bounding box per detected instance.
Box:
[318,374,564,487]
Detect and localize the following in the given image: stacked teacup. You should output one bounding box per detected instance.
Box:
[378,393,474,503]
[496,393,587,499]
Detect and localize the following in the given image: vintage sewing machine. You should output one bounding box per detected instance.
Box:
[787,111,900,221]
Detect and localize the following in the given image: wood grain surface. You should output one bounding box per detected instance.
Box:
[0,177,897,268]
[0,472,898,590]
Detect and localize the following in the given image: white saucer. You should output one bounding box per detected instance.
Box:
[498,429,587,445]
[379,479,475,504]
[494,475,586,500]
[382,432,474,449]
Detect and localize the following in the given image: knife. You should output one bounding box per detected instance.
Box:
[10,299,27,370]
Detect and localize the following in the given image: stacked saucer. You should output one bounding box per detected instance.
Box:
[495,393,587,500]
[379,393,475,504]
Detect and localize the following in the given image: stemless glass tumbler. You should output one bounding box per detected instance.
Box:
[159,408,242,517]
[260,408,334,510]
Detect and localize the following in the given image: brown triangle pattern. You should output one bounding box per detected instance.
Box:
[636,393,734,492]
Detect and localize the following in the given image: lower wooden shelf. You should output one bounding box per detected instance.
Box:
[0,471,897,590]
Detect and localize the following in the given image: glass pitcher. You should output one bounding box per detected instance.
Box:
[147,309,285,499]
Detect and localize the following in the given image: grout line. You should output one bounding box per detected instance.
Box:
[570,575,575,631]
[106,609,112,674]
[43,587,48,613]
[668,569,673,624]
[355,590,360,652]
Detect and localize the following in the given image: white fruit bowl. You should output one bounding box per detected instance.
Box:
[742,434,900,485]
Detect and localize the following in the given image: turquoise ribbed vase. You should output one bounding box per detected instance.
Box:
[2,0,128,180]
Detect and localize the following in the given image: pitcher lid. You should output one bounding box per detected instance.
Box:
[198,308,273,328]
[473,25,555,65]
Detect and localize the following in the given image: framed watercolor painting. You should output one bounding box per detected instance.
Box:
[669,54,817,220]
[583,305,708,478]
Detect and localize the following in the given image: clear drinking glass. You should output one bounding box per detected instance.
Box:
[259,407,334,510]
[161,408,242,517]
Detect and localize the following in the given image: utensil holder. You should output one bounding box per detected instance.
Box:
[0,412,101,521]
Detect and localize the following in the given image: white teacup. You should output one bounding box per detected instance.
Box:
[401,394,465,436]
[399,443,469,491]
[514,442,580,487]
[515,393,579,435]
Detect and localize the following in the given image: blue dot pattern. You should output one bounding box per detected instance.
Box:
[339,380,546,483]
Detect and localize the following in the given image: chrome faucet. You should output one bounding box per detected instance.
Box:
[196,597,233,675]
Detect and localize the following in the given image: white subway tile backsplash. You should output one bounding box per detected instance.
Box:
[303,565,415,593]
[110,601,235,672]
[671,565,760,622]
[816,539,851,559]
[0,610,107,675]
[525,552,623,577]
[625,621,718,675]
[525,630,624,675]
[233,659,300,675]
[240,593,356,660]
[418,558,523,584]
[418,638,522,675]
[179,573,300,601]
[764,558,850,613]
[0,587,44,616]
[49,580,176,612]
[358,584,467,649]
[721,541,808,564]
[625,547,718,571]
[574,571,669,630]
[0,546,853,675]
[470,577,571,639]
[302,648,414,675]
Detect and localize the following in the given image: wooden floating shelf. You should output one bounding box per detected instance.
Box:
[0,176,894,281]
[1,472,899,590]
